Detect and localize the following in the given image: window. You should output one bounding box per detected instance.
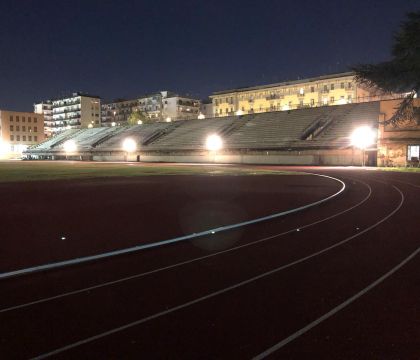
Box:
[10,135,14,141]
[23,135,26,141]
[9,115,13,121]
[22,116,25,122]
[17,135,20,141]
[310,99,315,106]
[22,126,26,131]
[348,95,352,103]
[28,117,31,122]
[28,126,32,132]
[407,145,419,160]
[330,97,335,103]
[34,136,38,142]
[28,136,32,141]
[310,86,315,93]
[331,84,335,90]
[34,127,38,132]
[16,125,20,131]
[34,118,38,123]
[10,125,13,131]
[16,116,20,122]
[341,82,344,89]
[323,85,328,92]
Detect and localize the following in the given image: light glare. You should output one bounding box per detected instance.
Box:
[206,134,223,151]
[350,126,376,149]
[63,140,77,153]
[122,138,137,152]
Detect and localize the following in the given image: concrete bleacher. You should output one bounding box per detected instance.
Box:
[145,116,238,150]
[312,102,380,147]
[26,102,382,156]
[94,123,172,150]
[29,129,81,151]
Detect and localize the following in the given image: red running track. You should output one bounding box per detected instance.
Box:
[0,167,419,359]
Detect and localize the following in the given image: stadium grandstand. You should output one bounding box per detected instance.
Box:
[24,99,420,167]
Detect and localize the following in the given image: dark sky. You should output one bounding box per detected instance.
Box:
[0,0,417,111]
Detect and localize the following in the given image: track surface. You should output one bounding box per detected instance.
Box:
[0,166,419,359]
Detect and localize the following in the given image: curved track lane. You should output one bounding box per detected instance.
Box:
[0,168,419,359]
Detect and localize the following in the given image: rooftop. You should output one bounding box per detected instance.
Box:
[211,71,355,96]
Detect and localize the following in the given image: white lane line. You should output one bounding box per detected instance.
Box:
[0,173,345,280]
[253,244,419,359]
[30,185,403,360]
[0,179,370,314]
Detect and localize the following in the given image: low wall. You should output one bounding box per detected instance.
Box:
[139,149,364,166]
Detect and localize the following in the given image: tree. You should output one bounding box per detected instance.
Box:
[127,109,150,125]
[352,11,420,125]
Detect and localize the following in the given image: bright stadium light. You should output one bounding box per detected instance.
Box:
[111,122,116,127]
[88,124,93,128]
[137,120,143,125]
[166,117,172,123]
[235,109,244,116]
[0,140,10,157]
[206,134,223,152]
[351,126,376,167]
[122,138,137,152]
[350,126,376,150]
[197,113,205,119]
[63,139,77,153]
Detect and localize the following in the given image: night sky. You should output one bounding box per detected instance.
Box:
[0,0,417,111]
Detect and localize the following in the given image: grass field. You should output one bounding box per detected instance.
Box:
[0,161,297,182]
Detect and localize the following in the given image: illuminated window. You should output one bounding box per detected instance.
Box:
[407,145,419,160]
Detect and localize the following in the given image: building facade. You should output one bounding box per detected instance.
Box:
[210,72,373,117]
[34,100,53,137]
[0,110,44,158]
[37,93,101,135]
[101,91,201,126]
[101,98,138,126]
[376,98,420,167]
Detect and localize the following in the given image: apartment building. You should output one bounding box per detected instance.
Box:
[101,91,201,126]
[101,98,138,126]
[36,93,101,134]
[210,72,373,117]
[0,110,44,157]
[34,100,53,137]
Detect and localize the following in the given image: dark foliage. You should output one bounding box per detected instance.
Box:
[352,11,420,125]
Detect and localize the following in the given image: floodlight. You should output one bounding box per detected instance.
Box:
[137,120,143,125]
[0,140,10,156]
[111,122,116,127]
[197,113,205,119]
[206,134,223,151]
[63,139,77,153]
[235,110,244,116]
[350,126,376,149]
[122,138,137,152]
[88,124,93,128]
[166,117,172,123]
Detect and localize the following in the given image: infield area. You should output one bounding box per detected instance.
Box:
[0,161,419,359]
